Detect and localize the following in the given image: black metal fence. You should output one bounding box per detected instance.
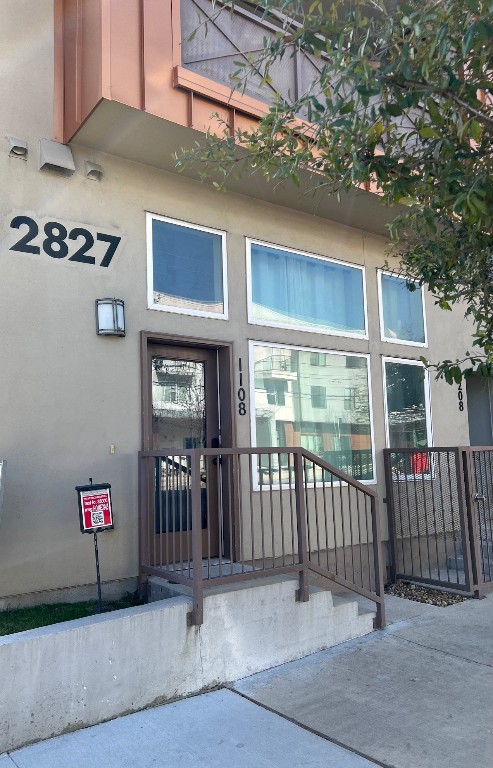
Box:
[384,447,493,596]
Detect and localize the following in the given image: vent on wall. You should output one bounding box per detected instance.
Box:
[8,137,28,159]
[39,139,75,174]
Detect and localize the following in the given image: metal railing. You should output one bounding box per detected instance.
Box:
[384,447,493,596]
[463,447,493,591]
[139,448,385,627]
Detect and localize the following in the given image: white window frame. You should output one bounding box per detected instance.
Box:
[249,341,377,486]
[382,356,433,450]
[377,270,428,347]
[246,238,368,339]
[146,212,229,320]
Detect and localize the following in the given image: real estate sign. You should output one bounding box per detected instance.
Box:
[76,484,114,534]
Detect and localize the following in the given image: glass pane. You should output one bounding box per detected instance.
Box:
[152,218,224,315]
[250,243,365,335]
[381,274,425,343]
[385,362,429,449]
[152,358,206,449]
[152,358,207,534]
[253,346,374,481]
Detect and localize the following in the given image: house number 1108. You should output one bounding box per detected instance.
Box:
[238,358,247,416]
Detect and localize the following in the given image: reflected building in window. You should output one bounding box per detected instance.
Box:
[253,345,374,481]
[152,359,207,449]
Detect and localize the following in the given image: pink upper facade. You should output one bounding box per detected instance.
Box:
[55,0,267,144]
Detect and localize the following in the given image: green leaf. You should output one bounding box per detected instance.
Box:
[462,22,477,55]
[469,120,482,142]
[469,194,487,215]
[419,126,440,139]
[340,100,355,115]
[386,103,403,117]
[426,98,444,127]
[452,367,463,385]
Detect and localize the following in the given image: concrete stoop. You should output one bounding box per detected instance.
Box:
[0,576,375,753]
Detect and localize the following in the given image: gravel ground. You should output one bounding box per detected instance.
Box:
[385,580,468,606]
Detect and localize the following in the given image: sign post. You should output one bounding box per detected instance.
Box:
[75,479,114,613]
[93,530,103,614]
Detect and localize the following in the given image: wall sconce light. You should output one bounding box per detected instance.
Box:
[8,137,28,159]
[96,299,125,337]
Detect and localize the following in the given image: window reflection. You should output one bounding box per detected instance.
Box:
[250,243,366,336]
[152,359,206,450]
[253,346,374,481]
[380,273,425,344]
[150,216,225,317]
[385,361,429,449]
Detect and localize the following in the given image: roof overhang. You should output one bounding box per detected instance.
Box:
[72,99,397,237]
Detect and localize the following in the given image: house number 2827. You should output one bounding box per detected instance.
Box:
[9,215,121,267]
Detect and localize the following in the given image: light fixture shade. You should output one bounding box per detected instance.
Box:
[96,299,125,336]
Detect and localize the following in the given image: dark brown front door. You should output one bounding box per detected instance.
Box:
[147,344,220,562]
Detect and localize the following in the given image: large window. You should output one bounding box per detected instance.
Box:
[251,344,375,481]
[378,272,426,345]
[383,359,432,449]
[248,240,367,337]
[147,214,228,318]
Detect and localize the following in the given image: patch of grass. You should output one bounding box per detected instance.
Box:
[0,592,145,636]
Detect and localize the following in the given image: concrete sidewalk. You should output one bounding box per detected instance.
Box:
[2,593,491,767]
[234,593,493,768]
[1,688,380,768]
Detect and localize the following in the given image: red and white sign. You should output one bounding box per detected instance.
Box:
[76,484,114,533]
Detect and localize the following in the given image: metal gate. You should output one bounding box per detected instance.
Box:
[383,447,493,596]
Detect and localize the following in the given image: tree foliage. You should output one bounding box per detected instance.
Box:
[176,0,493,382]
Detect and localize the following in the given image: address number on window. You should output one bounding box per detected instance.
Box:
[9,215,121,268]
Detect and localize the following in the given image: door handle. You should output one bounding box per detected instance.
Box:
[474,493,485,502]
[211,436,222,465]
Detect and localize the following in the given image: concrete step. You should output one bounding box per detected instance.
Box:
[149,573,376,638]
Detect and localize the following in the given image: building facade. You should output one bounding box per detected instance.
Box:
[0,0,476,607]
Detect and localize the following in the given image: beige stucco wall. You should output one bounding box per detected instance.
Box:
[0,0,472,601]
